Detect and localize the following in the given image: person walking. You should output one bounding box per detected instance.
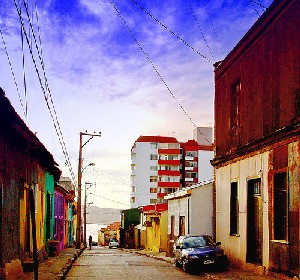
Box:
[88,235,92,250]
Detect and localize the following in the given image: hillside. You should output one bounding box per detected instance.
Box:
[86,206,122,225]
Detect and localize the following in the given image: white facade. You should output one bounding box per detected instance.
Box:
[130,136,181,208]
[131,142,158,208]
[215,153,270,267]
[198,150,214,182]
[193,127,213,146]
[166,180,213,238]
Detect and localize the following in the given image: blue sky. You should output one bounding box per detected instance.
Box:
[0,0,273,208]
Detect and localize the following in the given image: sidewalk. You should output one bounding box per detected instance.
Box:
[18,247,85,280]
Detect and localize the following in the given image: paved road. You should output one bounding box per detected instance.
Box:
[66,246,206,279]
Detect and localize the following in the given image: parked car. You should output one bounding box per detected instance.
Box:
[173,235,228,272]
[108,239,119,249]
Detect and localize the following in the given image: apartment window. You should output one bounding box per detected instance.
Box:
[274,172,288,240]
[150,176,157,182]
[150,198,157,204]
[150,154,158,160]
[131,164,136,171]
[130,197,136,203]
[131,153,136,159]
[230,181,239,235]
[150,165,158,171]
[131,186,136,193]
[151,143,158,149]
[150,187,157,193]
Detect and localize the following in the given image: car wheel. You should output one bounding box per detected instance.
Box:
[173,258,179,267]
[182,259,189,272]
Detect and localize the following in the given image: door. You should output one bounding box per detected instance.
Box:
[247,178,262,264]
[179,216,185,236]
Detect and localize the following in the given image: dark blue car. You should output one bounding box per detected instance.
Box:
[173,235,228,272]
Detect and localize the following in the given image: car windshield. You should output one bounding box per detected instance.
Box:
[182,236,214,248]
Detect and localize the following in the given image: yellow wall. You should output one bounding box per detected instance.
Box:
[160,211,168,252]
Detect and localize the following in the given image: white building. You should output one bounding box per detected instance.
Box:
[130,136,181,208]
[165,180,214,238]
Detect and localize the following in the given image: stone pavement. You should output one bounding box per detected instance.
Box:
[16,247,299,280]
[17,247,85,280]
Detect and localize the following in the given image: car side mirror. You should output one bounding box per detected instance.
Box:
[216,241,221,246]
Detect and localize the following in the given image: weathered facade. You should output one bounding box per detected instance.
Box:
[0,88,61,278]
[212,0,299,277]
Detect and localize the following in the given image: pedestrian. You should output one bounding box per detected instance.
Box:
[88,235,92,250]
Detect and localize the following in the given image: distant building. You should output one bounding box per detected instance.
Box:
[130,136,181,208]
[130,128,213,208]
[180,127,213,188]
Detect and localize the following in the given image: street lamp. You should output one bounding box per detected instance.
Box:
[76,132,101,249]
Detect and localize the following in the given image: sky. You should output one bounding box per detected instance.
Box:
[0,0,273,209]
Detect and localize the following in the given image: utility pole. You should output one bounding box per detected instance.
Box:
[83,182,94,245]
[76,131,101,249]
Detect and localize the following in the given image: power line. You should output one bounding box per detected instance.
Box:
[187,0,215,62]
[250,0,267,10]
[201,0,225,57]
[111,0,213,146]
[0,28,27,118]
[92,193,129,207]
[14,0,76,183]
[21,0,76,183]
[130,0,213,64]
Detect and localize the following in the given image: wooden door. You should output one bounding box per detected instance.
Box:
[247,178,262,264]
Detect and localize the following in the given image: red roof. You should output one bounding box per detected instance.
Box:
[136,136,178,143]
[142,203,168,213]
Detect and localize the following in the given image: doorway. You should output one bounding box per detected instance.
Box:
[247,178,262,265]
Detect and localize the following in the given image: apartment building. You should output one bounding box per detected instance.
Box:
[130,136,181,208]
[130,127,213,208]
[180,127,213,188]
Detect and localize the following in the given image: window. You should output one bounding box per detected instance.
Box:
[230,80,241,129]
[274,172,287,240]
[150,198,157,204]
[150,176,157,182]
[131,153,136,159]
[131,164,136,170]
[150,187,157,193]
[150,154,158,160]
[151,143,158,149]
[150,165,158,171]
[130,197,136,203]
[230,181,239,235]
[131,186,136,193]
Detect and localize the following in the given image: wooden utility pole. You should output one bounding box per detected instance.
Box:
[76,132,101,249]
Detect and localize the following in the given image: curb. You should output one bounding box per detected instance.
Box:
[57,247,86,279]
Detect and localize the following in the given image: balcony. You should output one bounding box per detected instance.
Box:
[158,149,180,154]
[185,178,198,183]
[185,156,194,161]
[158,181,180,188]
[158,170,180,176]
[158,159,180,166]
